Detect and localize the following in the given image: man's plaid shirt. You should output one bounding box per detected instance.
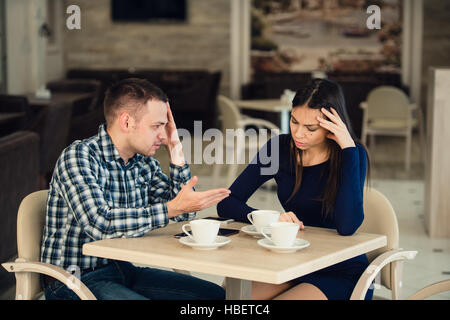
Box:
[40,124,195,270]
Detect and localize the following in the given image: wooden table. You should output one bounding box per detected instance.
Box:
[235,99,291,134]
[83,221,386,299]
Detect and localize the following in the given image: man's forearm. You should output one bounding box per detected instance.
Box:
[168,142,185,166]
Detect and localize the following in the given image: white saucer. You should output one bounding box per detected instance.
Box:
[257,238,310,253]
[240,225,271,238]
[179,235,231,250]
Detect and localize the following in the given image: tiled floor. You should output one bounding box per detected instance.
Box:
[2,132,449,300]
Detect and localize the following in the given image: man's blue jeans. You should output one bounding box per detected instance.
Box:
[42,260,225,300]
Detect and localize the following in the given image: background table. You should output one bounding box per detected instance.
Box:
[26,92,94,106]
[235,99,291,134]
[83,221,386,299]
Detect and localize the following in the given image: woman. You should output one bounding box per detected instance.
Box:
[217,78,372,300]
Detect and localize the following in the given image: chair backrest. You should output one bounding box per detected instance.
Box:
[0,132,39,263]
[366,86,410,121]
[0,94,31,115]
[16,190,49,298]
[217,95,243,131]
[0,94,32,132]
[358,188,399,289]
[46,79,103,112]
[37,103,72,174]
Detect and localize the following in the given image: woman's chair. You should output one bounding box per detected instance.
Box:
[350,188,417,300]
[1,190,96,300]
[360,86,422,172]
[212,95,280,186]
[408,279,450,300]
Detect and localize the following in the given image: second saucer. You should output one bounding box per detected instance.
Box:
[240,225,271,238]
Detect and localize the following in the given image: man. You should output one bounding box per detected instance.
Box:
[40,78,230,300]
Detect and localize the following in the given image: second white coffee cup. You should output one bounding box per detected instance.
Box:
[247,210,280,233]
[182,219,221,244]
[261,222,300,247]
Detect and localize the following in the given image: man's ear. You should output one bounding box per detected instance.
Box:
[118,112,131,133]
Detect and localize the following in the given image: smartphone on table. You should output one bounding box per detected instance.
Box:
[174,228,239,238]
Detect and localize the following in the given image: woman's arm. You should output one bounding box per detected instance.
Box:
[217,136,281,223]
[332,144,367,235]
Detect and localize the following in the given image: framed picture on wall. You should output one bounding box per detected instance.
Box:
[251,0,402,74]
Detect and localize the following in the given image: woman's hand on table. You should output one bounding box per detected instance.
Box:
[279,211,304,230]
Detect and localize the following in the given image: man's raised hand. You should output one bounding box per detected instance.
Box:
[167,176,231,218]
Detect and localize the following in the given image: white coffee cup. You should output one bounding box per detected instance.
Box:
[261,222,299,247]
[247,210,280,233]
[182,219,221,244]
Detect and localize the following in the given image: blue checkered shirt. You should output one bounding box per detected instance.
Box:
[40,124,195,270]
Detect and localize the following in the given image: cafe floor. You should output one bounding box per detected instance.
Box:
[2,133,448,300]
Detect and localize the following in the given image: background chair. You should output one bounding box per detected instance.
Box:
[407,279,450,300]
[64,68,222,133]
[154,70,222,132]
[0,95,32,137]
[336,80,379,139]
[0,131,39,296]
[27,102,73,188]
[1,190,96,300]
[212,95,280,187]
[360,86,423,172]
[46,79,104,143]
[350,188,417,300]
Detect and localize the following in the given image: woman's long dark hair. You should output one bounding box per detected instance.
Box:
[286,78,371,220]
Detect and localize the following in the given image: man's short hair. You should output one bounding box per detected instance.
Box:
[103,78,168,125]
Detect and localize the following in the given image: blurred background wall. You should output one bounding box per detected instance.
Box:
[61,0,232,96]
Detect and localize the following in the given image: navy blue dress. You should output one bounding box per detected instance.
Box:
[217,134,373,300]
